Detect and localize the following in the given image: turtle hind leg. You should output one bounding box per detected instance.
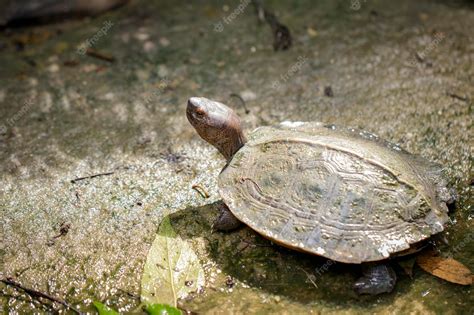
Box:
[212,203,242,232]
[353,263,397,295]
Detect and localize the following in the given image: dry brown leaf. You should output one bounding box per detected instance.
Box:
[416,250,473,285]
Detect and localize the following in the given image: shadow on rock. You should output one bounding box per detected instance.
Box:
[168,202,406,307]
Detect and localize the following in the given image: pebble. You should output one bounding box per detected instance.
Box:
[155,65,168,78]
[28,78,39,86]
[82,64,97,73]
[112,103,128,122]
[307,27,318,37]
[143,41,156,53]
[61,95,71,110]
[135,32,150,41]
[103,92,115,101]
[240,90,257,101]
[40,92,53,113]
[159,37,170,47]
[48,64,60,73]
[48,55,59,63]
[419,13,429,21]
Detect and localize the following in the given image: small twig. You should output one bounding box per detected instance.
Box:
[117,288,140,299]
[63,60,80,67]
[252,0,292,51]
[1,278,83,314]
[14,267,30,278]
[47,222,71,246]
[230,93,250,114]
[237,242,250,253]
[297,267,318,288]
[415,52,425,63]
[446,92,469,102]
[71,171,114,184]
[52,222,71,239]
[86,48,115,63]
[192,184,210,198]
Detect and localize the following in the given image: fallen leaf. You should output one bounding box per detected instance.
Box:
[141,216,205,307]
[93,301,120,315]
[146,303,182,315]
[307,27,318,37]
[416,250,473,285]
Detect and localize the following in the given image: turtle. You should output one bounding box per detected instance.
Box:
[186,97,455,295]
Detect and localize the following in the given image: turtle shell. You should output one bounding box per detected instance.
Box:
[218,122,451,264]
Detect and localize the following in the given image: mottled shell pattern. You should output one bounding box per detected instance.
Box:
[218,122,451,263]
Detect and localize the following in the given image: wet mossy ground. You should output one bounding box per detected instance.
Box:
[1,0,473,314]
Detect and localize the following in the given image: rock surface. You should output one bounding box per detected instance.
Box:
[1,0,473,313]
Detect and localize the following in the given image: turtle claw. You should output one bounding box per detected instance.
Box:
[353,264,397,295]
[212,203,242,232]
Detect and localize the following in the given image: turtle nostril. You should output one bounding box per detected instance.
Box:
[195,107,205,116]
[187,98,207,119]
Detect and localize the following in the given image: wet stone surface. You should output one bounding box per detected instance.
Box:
[0,0,473,314]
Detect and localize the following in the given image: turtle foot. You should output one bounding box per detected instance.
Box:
[353,263,396,295]
[212,203,242,232]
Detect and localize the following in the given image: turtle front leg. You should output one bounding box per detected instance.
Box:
[353,263,397,295]
[213,203,243,231]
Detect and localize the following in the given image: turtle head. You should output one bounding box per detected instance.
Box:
[187,97,247,161]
